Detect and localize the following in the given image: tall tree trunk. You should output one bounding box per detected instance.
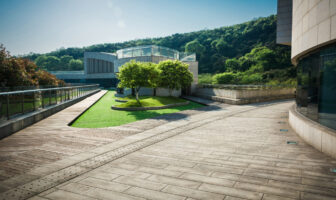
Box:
[136,87,140,103]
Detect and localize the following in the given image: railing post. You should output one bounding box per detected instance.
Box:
[55,90,58,104]
[6,94,10,120]
[49,89,51,106]
[33,92,36,111]
[42,91,44,108]
[21,93,24,114]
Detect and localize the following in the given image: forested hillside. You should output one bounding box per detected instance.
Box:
[25,14,295,85]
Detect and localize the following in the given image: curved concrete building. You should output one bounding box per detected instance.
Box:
[277,0,336,158]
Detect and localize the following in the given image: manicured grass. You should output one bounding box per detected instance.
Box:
[116,96,187,108]
[71,91,204,128]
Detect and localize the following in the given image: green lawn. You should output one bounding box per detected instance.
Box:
[71,91,204,128]
[116,96,187,108]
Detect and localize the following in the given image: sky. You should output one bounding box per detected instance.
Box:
[0,0,277,55]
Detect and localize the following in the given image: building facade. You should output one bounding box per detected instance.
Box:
[278,0,336,131]
[51,45,198,91]
[278,0,336,158]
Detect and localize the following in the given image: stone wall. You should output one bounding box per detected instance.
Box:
[194,86,295,104]
[291,0,336,63]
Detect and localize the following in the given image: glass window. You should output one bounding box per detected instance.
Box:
[141,47,152,56]
[296,44,336,130]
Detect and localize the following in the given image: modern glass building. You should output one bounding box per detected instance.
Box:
[51,45,198,90]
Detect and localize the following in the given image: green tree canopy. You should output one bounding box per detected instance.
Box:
[69,59,83,70]
[0,45,64,87]
[117,60,149,102]
[158,60,193,96]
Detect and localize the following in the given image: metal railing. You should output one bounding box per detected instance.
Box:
[0,84,99,122]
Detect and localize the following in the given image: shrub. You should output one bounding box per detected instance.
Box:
[240,73,263,84]
[212,72,236,84]
[198,74,213,84]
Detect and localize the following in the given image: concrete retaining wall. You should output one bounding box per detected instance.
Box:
[289,105,336,159]
[121,88,181,97]
[194,86,295,104]
[0,89,100,139]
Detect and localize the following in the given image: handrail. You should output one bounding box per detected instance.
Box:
[0,84,99,96]
[0,84,100,122]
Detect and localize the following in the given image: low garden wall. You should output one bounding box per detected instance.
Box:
[194,84,295,104]
[118,88,181,97]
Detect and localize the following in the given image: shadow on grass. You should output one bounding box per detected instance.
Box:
[124,103,222,122]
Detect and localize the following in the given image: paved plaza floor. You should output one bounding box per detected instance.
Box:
[1,91,336,200]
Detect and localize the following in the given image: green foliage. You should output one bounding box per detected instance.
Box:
[142,62,160,89]
[117,60,149,101]
[34,54,83,71]
[25,15,291,75]
[69,59,83,70]
[198,73,213,84]
[0,44,64,87]
[185,40,205,56]
[240,73,263,84]
[199,45,296,86]
[213,72,237,84]
[157,60,193,95]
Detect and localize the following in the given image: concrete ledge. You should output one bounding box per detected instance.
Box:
[194,94,294,105]
[0,89,100,139]
[111,101,189,111]
[289,105,336,159]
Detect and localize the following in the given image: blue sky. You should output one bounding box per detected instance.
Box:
[0,0,277,55]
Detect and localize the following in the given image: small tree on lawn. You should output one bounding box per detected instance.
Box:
[142,62,160,96]
[158,60,193,96]
[117,60,148,103]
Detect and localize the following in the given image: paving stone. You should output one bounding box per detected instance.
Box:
[27,196,50,200]
[301,192,336,200]
[261,194,296,200]
[79,177,130,192]
[165,165,213,176]
[44,190,96,200]
[113,176,166,191]
[195,164,244,175]
[137,166,182,177]
[180,173,235,187]
[0,188,36,200]
[162,185,224,200]
[147,175,201,189]
[199,183,263,200]
[234,182,300,199]
[125,187,185,200]
[99,167,151,179]
[211,172,269,185]
[60,182,143,200]
[243,169,301,183]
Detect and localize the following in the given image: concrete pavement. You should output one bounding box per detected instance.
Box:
[1,95,336,199]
